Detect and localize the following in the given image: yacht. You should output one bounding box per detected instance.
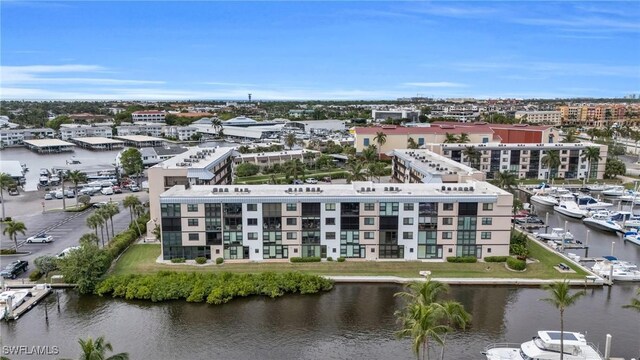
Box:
[583,212,623,233]
[618,190,640,202]
[483,330,603,360]
[576,195,613,210]
[38,175,49,186]
[530,194,559,207]
[592,257,640,281]
[536,228,574,241]
[554,195,587,219]
[586,183,606,192]
[608,211,640,227]
[0,289,30,319]
[623,230,640,246]
[39,168,49,176]
[602,185,625,197]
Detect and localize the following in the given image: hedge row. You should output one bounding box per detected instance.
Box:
[507,257,527,271]
[484,256,508,263]
[446,256,478,263]
[106,213,149,259]
[290,257,321,263]
[95,271,334,304]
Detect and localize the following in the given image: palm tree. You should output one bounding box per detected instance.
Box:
[540,280,585,360]
[462,146,481,170]
[67,170,87,207]
[561,129,579,143]
[373,131,387,159]
[123,195,141,223]
[408,137,419,149]
[623,288,640,313]
[438,300,471,360]
[211,118,222,133]
[457,133,470,144]
[362,145,378,164]
[97,208,111,243]
[367,162,386,183]
[396,303,447,360]
[346,161,367,183]
[541,150,561,181]
[0,172,15,220]
[79,233,100,247]
[581,147,602,180]
[284,133,297,150]
[87,213,105,247]
[58,170,68,210]
[585,128,600,141]
[104,203,120,235]
[632,130,640,159]
[72,336,129,360]
[443,133,458,144]
[2,220,26,251]
[495,171,517,191]
[284,159,305,181]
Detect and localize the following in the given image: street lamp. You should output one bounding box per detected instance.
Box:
[611,241,615,256]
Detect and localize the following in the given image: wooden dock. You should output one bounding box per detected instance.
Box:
[5,284,52,321]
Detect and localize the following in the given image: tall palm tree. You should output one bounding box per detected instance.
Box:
[97,208,111,243]
[541,150,561,181]
[211,118,222,133]
[540,280,585,360]
[396,303,447,360]
[457,133,470,144]
[623,288,640,313]
[284,159,305,181]
[495,171,517,191]
[67,170,88,207]
[362,145,378,164]
[284,133,297,150]
[631,130,640,159]
[438,300,471,360]
[104,203,120,235]
[2,220,26,251]
[123,195,141,223]
[561,129,579,143]
[86,214,103,246]
[367,162,386,183]
[585,128,600,141]
[581,147,602,180]
[408,137,419,149]
[79,233,100,247]
[346,161,367,183]
[373,131,387,159]
[462,146,481,170]
[443,133,458,144]
[0,172,15,220]
[73,336,129,360]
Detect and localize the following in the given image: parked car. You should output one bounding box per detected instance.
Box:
[514,216,544,225]
[101,187,114,195]
[8,187,19,196]
[112,185,122,194]
[558,263,571,271]
[26,233,54,243]
[305,178,318,184]
[321,176,332,183]
[57,246,80,258]
[292,179,303,185]
[65,189,75,198]
[44,193,53,200]
[93,201,109,208]
[129,185,140,192]
[0,260,28,279]
[54,191,64,199]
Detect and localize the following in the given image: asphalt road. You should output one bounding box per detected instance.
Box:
[1,190,148,278]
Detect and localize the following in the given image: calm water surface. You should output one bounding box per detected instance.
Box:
[1,284,638,360]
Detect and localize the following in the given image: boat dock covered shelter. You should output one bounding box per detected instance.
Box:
[71,137,124,151]
[23,139,75,153]
[0,160,25,183]
[114,135,164,148]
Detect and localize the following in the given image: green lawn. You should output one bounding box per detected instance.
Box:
[112,243,586,279]
[236,170,348,184]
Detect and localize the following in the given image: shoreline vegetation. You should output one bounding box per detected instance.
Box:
[96,271,334,304]
[111,240,587,280]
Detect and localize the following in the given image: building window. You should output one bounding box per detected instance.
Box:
[403,232,413,240]
[364,203,375,211]
[255,249,259,254]
[248,232,258,240]
[293,248,298,254]
[482,203,493,211]
[364,138,370,146]
[286,218,297,226]
[247,218,258,226]
[326,232,336,240]
[332,248,337,253]
[418,138,424,145]
[187,219,198,226]
[482,218,492,225]
[481,232,491,239]
[404,203,414,211]
[287,232,297,240]
[364,217,375,225]
[487,248,492,253]
[247,204,257,211]
[187,204,198,212]
[403,217,414,225]
[286,203,297,211]
[443,203,454,211]
[442,218,453,225]
[364,232,375,239]
[325,218,336,225]
[371,248,375,253]
[325,203,336,211]
[442,232,452,240]
[188,233,199,241]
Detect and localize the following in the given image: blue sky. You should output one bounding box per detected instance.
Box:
[1,1,639,100]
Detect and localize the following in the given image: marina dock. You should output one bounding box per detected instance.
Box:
[3,284,52,321]
[23,139,75,154]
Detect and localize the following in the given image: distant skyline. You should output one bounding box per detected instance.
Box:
[1,1,639,100]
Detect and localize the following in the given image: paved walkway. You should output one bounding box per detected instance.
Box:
[325,276,603,286]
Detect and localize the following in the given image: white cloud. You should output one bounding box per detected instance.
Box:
[453,61,640,78]
[0,64,163,86]
[403,82,467,88]
[203,82,258,87]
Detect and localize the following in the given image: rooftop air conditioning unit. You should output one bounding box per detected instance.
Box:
[213,188,218,193]
[245,188,249,192]
[469,187,474,191]
[384,187,389,191]
[441,185,446,191]
[224,188,229,192]
[288,188,292,192]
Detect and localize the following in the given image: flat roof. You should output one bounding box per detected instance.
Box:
[115,135,164,142]
[392,149,481,176]
[439,141,605,150]
[23,139,75,147]
[237,149,319,159]
[71,137,124,145]
[156,146,236,170]
[0,160,24,178]
[160,181,509,202]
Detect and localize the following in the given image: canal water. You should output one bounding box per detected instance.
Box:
[1,284,638,359]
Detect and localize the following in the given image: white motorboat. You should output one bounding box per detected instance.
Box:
[602,185,625,197]
[483,330,604,360]
[536,228,574,241]
[576,195,613,210]
[0,289,30,319]
[583,212,623,233]
[39,168,49,176]
[623,230,640,246]
[618,190,640,202]
[608,211,640,228]
[554,195,587,219]
[586,183,606,192]
[592,257,640,281]
[530,194,558,207]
